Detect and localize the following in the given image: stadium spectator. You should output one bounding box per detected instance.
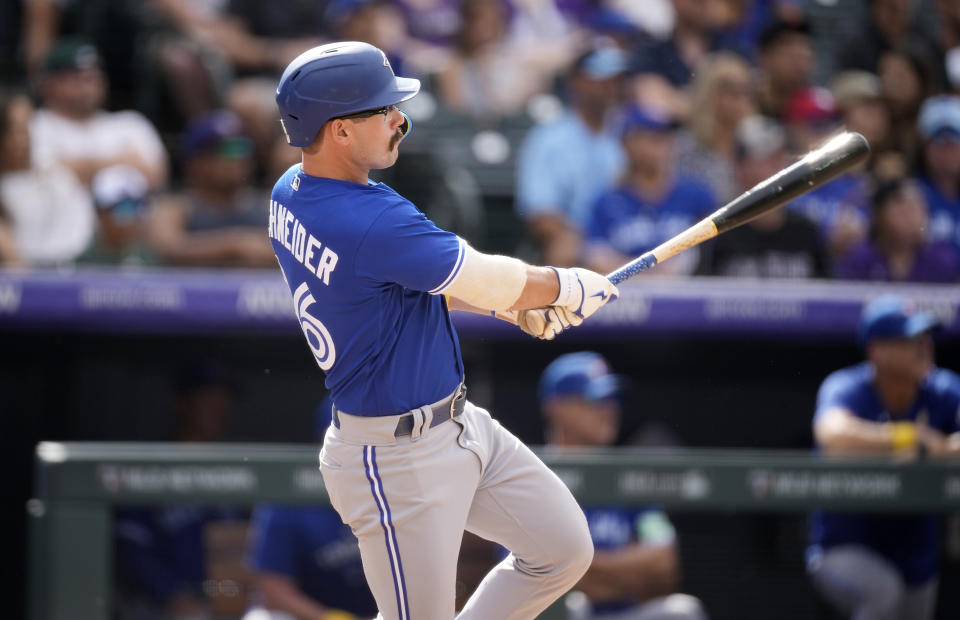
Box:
[133,0,234,125]
[935,0,960,89]
[22,0,147,108]
[834,0,933,75]
[878,44,942,166]
[202,0,327,76]
[629,0,732,120]
[538,352,709,620]
[699,116,828,279]
[836,177,958,282]
[436,0,567,119]
[917,95,960,256]
[83,164,155,265]
[393,0,462,46]
[115,365,248,620]
[145,110,274,268]
[782,86,871,259]
[242,401,378,620]
[31,38,169,190]
[807,296,960,620]
[515,43,629,266]
[0,90,95,266]
[707,0,805,61]
[585,105,715,277]
[326,0,419,78]
[673,51,756,203]
[829,70,904,179]
[755,19,814,120]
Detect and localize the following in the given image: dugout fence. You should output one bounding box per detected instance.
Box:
[29,443,960,620]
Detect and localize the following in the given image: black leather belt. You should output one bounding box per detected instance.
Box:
[332,385,467,437]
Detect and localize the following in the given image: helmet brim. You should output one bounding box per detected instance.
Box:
[376,76,421,108]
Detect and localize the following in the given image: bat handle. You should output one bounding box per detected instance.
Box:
[606,252,657,285]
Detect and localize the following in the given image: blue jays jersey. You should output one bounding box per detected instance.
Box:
[583,506,677,613]
[586,181,715,258]
[248,505,378,616]
[786,173,869,238]
[809,362,960,585]
[920,176,960,254]
[269,165,465,415]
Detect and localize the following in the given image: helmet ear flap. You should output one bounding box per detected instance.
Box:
[398,111,413,143]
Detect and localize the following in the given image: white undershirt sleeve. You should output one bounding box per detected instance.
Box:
[434,239,527,311]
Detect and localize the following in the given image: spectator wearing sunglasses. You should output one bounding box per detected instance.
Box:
[146,110,275,267]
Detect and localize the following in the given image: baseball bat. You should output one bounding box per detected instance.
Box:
[605,131,870,285]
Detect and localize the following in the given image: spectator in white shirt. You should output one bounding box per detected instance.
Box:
[31,37,169,191]
[0,91,96,266]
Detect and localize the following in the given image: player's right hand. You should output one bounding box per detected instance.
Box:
[551,267,619,326]
[517,307,571,340]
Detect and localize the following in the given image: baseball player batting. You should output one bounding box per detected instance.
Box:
[269,41,617,620]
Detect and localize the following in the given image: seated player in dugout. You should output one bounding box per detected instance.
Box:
[269,41,619,620]
[243,397,378,620]
[807,296,960,620]
[538,352,709,620]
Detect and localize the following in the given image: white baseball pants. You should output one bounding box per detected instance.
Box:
[319,399,594,620]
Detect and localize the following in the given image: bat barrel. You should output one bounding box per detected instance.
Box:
[603,131,870,286]
[711,131,870,234]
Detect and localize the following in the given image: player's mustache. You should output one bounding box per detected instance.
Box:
[389,130,403,150]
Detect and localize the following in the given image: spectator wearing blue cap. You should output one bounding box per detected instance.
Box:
[584,105,715,277]
[515,43,629,267]
[807,296,960,620]
[243,396,378,620]
[539,352,708,620]
[917,95,960,258]
[146,110,275,267]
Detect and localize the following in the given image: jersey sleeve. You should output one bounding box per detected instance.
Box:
[931,370,960,434]
[814,369,861,423]
[248,505,297,576]
[355,199,466,294]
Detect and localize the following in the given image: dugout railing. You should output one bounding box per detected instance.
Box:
[28,442,960,620]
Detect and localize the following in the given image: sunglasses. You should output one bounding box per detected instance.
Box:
[334,104,398,121]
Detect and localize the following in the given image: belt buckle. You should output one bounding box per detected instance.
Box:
[450,384,466,419]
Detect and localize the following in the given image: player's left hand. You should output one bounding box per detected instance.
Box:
[552,267,618,327]
[516,307,572,340]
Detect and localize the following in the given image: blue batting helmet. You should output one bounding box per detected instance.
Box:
[275,41,420,147]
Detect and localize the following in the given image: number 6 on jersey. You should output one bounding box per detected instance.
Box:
[293,282,336,371]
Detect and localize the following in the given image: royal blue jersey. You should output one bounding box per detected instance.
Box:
[919,176,960,255]
[786,174,870,240]
[248,505,378,616]
[808,362,960,585]
[115,506,246,604]
[583,506,677,613]
[586,181,715,258]
[269,165,465,415]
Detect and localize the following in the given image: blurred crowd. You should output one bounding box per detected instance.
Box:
[0,0,958,283]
